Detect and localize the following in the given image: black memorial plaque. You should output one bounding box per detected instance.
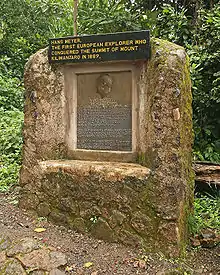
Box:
[77,105,132,151]
[48,30,150,64]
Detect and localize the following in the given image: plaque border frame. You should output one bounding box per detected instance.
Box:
[65,63,138,160]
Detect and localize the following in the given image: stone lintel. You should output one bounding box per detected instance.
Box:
[68,149,136,162]
[39,160,151,182]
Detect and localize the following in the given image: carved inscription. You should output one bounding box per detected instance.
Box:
[77,105,132,151]
[76,71,132,151]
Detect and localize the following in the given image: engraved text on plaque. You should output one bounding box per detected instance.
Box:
[77,71,132,151]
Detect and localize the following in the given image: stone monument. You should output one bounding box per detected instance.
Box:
[19,31,194,256]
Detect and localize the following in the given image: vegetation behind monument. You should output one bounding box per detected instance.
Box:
[0,1,219,233]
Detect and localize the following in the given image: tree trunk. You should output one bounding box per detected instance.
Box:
[73,0,78,36]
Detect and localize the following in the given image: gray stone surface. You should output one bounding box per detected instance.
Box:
[6,237,39,257]
[0,236,11,251]
[37,202,51,217]
[90,217,115,242]
[17,248,67,271]
[1,258,27,275]
[49,251,67,269]
[0,236,67,274]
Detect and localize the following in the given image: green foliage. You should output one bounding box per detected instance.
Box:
[189,194,220,236]
[0,58,24,191]
[0,109,23,191]
[78,0,142,34]
[0,0,72,190]
[124,0,220,14]
[0,73,24,111]
[156,4,220,162]
[157,4,191,45]
[0,0,73,77]
[189,6,220,162]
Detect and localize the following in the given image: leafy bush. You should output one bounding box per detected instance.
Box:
[0,109,23,191]
[189,194,220,235]
[156,4,191,45]
[0,0,73,77]
[0,73,24,111]
[78,0,142,34]
[156,4,220,162]
[189,6,220,162]
[0,62,24,191]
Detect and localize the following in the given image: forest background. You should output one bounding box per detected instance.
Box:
[0,0,219,196]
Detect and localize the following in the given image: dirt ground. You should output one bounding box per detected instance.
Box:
[0,190,219,275]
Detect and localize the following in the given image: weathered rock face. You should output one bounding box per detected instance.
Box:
[0,235,66,274]
[136,39,194,255]
[19,38,193,256]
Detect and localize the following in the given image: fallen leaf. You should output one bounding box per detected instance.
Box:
[84,262,93,268]
[34,227,46,233]
[91,271,98,275]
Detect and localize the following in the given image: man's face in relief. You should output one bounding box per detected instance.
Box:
[96,74,113,98]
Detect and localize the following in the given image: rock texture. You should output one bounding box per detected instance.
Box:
[20,38,193,256]
[0,235,66,274]
[136,39,194,255]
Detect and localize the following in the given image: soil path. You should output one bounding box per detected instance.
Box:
[0,191,219,274]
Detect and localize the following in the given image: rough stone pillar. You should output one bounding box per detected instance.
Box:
[136,39,194,255]
[19,38,194,257]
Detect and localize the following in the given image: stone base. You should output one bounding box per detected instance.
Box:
[20,160,185,256]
